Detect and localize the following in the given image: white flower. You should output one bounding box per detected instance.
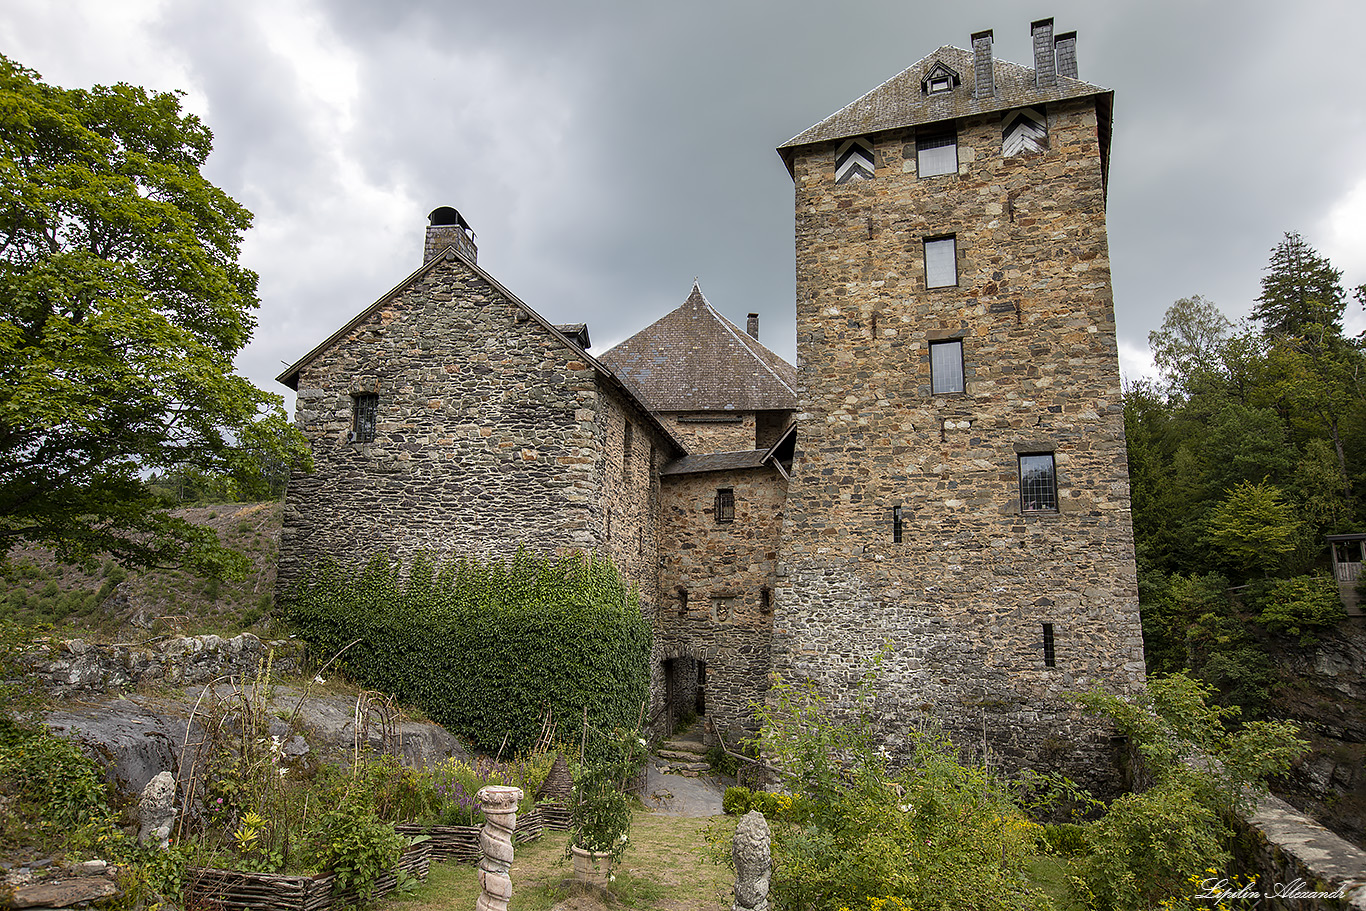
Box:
[313,675,326,684]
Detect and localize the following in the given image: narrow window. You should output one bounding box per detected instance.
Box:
[351,393,378,443]
[606,507,612,541]
[760,586,773,613]
[714,488,735,523]
[677,587,689,617]
[1019,453,1058,512]
[1042,623,1056,667]
[892,505,903,543]
[916,131,957,177]
[623,421,634,479]
[930,339,965,394]
[924,236,957,288]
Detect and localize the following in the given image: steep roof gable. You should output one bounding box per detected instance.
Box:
[276,243,685,452]
[599,283,797,414]
[777,44,1111,172]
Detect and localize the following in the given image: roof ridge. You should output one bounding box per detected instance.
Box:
[704,299,797,399]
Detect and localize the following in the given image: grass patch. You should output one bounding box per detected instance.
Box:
[392,811,732,911]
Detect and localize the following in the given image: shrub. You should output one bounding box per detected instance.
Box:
[1074,673,1307,910]
[307,792,407,897]
[284,550,651,758]
[1256,573,1345,643]
[755,670,1050,911]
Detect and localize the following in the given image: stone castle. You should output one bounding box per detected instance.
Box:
[277,19,1145,786]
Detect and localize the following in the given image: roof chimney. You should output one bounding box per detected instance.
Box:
[971,29,994,99]
[746,313,759,339]
[424,206,477,264]
[1054,31,1078,79]
[1031,18,1057,88]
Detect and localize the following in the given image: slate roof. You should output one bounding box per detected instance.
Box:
[777,44,1112,175]
[661,449,772,477]
[598,283,798,414]
[275,243,686,455]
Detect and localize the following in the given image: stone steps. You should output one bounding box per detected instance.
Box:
[655,719,712,777]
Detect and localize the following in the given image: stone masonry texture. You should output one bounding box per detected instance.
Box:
[773,95,1145,792]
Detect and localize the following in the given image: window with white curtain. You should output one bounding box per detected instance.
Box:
[924,236,957,288]
[930,340,965,394]
[916,131,957,177]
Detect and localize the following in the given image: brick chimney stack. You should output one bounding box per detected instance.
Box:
[1032,18,1057,87]
[424,206,477,264]
[1055,31,1078,79]
[971,30,994,99]
[746,313,760,339]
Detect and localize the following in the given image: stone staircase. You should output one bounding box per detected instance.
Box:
[655,718,712,777]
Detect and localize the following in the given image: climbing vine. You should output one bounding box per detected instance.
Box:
[283,549,651,756]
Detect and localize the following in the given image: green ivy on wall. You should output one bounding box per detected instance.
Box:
[282,549,651,758]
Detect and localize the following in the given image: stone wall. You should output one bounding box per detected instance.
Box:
[1236,794,1366,911]
[774,96,1145,785]
[657,465,785,736]
[279,254,606,591]
[594,391,666,612]
[26,634,302,697]
[661,412,757,452]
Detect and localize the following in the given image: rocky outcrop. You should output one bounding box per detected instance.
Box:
[44,683,468,804]
[2,861,119,911]
[1269,622,1366,848]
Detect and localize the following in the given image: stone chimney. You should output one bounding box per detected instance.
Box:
[424,206,477,264]
[746,313,759,339]
[971,30,994,100]
[1031,18,1057,88]
[1055,31,1078,79]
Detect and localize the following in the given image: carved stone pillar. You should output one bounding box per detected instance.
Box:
[475,785,524,911]
[732,809,772,911]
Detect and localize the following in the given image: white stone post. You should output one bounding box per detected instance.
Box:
[475,785,523,911]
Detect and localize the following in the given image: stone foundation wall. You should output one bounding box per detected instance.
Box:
[775,96,1145,784]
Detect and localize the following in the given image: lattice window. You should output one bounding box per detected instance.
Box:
[1019,453,1058,512]
[351,393,377,443]
[916,131,957,177]
[1043,622,1056,667]
[892,505,904,543]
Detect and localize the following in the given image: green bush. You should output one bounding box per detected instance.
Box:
[754,670,1050,911]
[283,550,651,758]
[307,793,407,897]
[1256,573,1345,643]
[722,785,752,816]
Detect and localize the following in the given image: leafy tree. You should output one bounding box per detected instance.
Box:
[1203,480,1300,579]
[1147,294,1232,397]
[0,56,308,571]
[1255,573,1345,644]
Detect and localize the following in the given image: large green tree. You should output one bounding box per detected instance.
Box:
[0,56,307,571]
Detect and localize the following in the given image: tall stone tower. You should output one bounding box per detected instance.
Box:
[773,21,1145,787]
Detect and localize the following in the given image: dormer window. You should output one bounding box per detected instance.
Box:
[920,61,961,96]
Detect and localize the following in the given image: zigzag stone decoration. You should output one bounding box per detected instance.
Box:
[1002,107,1047,157]
[835,138,874,184]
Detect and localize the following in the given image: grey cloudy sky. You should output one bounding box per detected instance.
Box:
[4,0,1365,415]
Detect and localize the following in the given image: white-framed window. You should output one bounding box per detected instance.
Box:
[1019,453,1058,512]
[930,339,965,394]
[916,131,957,177]
[924,236,957,288]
